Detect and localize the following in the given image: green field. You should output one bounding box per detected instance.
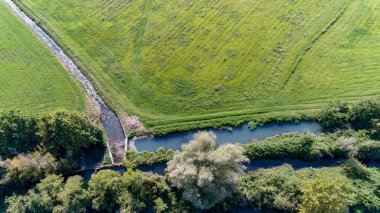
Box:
[17,0,380,130]
[0,2,85,113]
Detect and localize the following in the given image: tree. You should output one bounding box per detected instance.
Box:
[355,141,380,162]
[6,175,90,213]
[319,101,350,131]
[88,170,121,212]
[0,110,40,158]
[239,165,301,211]
[167,131,248,209]
[351,98,380,130]
[39,110,103,157]
[118,170,176,212]
[154,198,168,213]
[2,151,57,187]
[6,174,64,213]
[54,176,90,213]
[299,175,356,213]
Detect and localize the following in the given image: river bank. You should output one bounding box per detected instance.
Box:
[4,0,126,163]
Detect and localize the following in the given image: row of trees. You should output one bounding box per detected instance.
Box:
[0,110,103,158]
[6,170,178,213]
[5,131,373,212]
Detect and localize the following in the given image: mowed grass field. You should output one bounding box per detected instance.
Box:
[0,2,85,113]
[17,0,380,130]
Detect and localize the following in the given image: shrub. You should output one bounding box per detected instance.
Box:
[125,148,174,168]
[244,133,316,161]
[239,165,301,211]
[351,98,380,130]
[299,174,356,213]
[341,158,371,180]
[319,101,350,131]
[355,141,380,162]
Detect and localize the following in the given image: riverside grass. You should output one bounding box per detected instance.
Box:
[0,2,85,113]
[17,0,380,132]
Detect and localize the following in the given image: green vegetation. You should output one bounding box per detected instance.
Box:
[167,132,248,209]
[1,151,57,189]
[38,110,103,157]
[0,110,103,159]
[244,129,380,163]
[319,98,380,136]
[125,148,174,168]
[241,162,380,213]
[0,2,85,113]
[244,133,316,161]
[15,0,380,131]
[5,126,380,212]
[88,170,178,212]
[6,175,90,213]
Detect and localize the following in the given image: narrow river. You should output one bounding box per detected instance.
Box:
[4,0,127,163]
[132,121,322,152]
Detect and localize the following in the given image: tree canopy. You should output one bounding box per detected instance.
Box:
[167,131,248,209]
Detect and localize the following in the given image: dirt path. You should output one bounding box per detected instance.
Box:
[5,0,127,164]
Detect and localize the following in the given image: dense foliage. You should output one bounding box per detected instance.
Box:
[0,110,103,159]
[1,151,57,189]
[240,166,357,212]
[319,101,350,130]
[39,111,103,157]
[125,148,174,168]
[244,129,380,163]
[0,110,40,158]
[244,133,315,161]
[240,165,301,211]
[320,98,380,136]
[298,173,355,213]
[3,98,380,212]
[167,132,248,209]
[6,175,90,213]
[88,170,179,212]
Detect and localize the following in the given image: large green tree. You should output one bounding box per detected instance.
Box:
[319,101,350,131]
[1,151,57,188]
[88,170,121,212]
[240,165,301,211]
[6,174,90,213]
[0,110,40,158]
[39,111,102,157]
[350,98,380,130]
[299,174,356,213]
[167,131,248,209]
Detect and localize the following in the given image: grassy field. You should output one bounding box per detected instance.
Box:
[17,0,380,131]
[0,2,85,113]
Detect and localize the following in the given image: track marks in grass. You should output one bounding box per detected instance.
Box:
[133,0,152,63]
[282,7,347,88]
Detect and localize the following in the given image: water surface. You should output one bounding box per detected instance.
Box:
[133,121,322,152]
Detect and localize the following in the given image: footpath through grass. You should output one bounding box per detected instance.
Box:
[0,2,85,113]
[16,0,380,131]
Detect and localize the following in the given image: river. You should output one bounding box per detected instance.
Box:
[132,121,322,152]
